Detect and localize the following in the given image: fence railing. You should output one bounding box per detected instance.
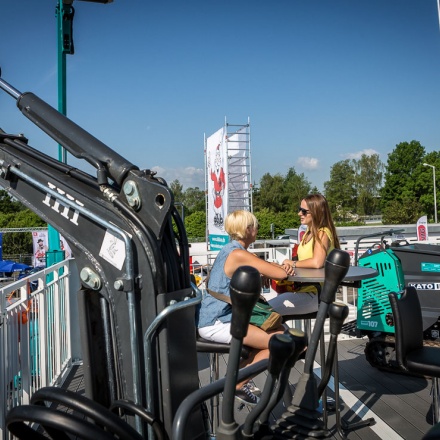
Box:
[0,259,80,440]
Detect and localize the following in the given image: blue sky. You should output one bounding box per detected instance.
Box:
[1,0,440,192]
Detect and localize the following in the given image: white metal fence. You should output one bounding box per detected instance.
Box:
[0,259,80,440]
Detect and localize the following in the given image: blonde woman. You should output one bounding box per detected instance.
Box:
[197,210,294,405]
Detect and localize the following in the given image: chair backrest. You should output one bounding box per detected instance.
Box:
[389,287,423,370]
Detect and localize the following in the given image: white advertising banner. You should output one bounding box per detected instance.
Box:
[206,126,229,250]
[32,231,48,267]
[227,126,250,211]
[59,235,73,259]
[417,215,429,241]
[32,230,73,267]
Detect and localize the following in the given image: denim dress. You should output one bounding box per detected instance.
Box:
[196,240,245,328]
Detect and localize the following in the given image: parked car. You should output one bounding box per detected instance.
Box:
[275,235,290,240]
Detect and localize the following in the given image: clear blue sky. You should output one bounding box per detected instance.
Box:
[1,0,440,192]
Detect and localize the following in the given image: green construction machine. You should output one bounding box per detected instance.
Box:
[348,229,440,371]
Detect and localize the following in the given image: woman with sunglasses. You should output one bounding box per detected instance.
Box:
[196,210,295,406]
[270,193,340,315]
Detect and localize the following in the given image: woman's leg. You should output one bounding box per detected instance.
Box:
[200,322,287,394]
[237,325,284,389]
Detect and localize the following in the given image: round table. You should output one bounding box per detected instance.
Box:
[288,265,378,286]
[269,265,378,316]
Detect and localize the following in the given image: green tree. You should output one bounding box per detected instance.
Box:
[0,190,23,213]
[170,180,184,202]
[254,168,312,213]
[284,167,313,211]
[0,210,47,255]
[381,141,425,209]
[170,180,206,218]
[382,198,424,224]
[353,154,384,216]
[324,160,356,220]
[0,191,46,256]
[185,211,206,240]
[255,173,286,212]
[273,210,300,235]
[415,151,440,222]
[184,187,206,215]
[254,208,299,239]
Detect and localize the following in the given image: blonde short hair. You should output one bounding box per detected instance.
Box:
[225,210,258,241]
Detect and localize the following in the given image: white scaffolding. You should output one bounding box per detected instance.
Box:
[225,119,253,213]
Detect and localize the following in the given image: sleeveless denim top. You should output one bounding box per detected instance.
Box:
[197,240,245,328]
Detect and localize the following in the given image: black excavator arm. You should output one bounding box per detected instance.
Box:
[0,76,205,438]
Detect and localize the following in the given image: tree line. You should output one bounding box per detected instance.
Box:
[0,191,46,258]
[172,140,440,240]
[0,140,438,252]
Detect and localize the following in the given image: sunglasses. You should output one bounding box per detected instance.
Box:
[298,207,311,216]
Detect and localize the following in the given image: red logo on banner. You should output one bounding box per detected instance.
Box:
[418,224,427,241]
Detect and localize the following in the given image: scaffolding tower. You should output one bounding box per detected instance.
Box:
[204,119,252,250]
[225,119,253,213]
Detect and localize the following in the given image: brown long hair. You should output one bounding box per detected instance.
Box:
[302,194,340,250]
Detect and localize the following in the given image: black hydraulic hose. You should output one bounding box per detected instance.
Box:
[1,135,108,189]
[171,205,191,287]
[160,217,183,291]
[110,399,169,440]
[164,206,191,291]
[151,177,186,290]
[172,360,268,440]
[1,123,110,184]
[100,296,118,402]
[158,226,175,292]
[7,405,116,440]
[30,387,144,440]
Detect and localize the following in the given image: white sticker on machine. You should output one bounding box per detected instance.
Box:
[99,230,126,270]
[408,282,440,291]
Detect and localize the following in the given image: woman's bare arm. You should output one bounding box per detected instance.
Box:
[224,249,292,279]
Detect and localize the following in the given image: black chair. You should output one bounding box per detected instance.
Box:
[423,422,440,439]
[389,287,440,424]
